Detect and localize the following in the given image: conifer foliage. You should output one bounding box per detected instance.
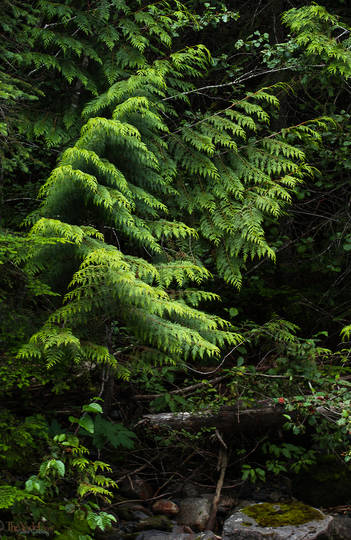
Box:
[283,4,351,79]
[21,48,243,374]
[20,14,333,377]
[5,0,351,536]
[1,0,191,150]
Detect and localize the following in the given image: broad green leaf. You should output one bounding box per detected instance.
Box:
[78,415,95,434]
[82,403,103,414]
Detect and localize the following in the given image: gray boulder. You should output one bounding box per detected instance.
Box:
[136,532,217,540]
[176,497,211,531]
[222,501,333,539]
[329,515,351,539]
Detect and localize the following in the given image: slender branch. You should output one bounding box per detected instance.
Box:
[185,341,245,375]
[116,454,161,483]
[106,491,173,508]
[134,374,230,400]
[206,445,228,530]
[4,197,37,203]
[153,451,197,497]
[161,65,325,103]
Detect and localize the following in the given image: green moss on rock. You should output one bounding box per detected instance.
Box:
[243,501,324,527]
[135,514,173,531]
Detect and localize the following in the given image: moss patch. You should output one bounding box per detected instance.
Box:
[243,501,324,527]
[135,515,173,531]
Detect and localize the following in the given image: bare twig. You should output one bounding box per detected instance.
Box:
[116,463,149,484]
[185,341,245,375]
[206,445,228,530]
[161,65,325,103]
[134,374,230,400]
[106,491,173,508]
[215,429,228,450]
[153,451,197,497]
[4,197,37,203]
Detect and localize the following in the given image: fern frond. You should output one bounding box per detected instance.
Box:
[0,485,42,509]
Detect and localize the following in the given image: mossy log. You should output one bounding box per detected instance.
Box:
[140,401,328,434]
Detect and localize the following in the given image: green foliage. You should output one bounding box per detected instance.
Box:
[93,416,137,450]
[0,485,42,510]
[0,229,82,397]
[19,45,253,371]
[341,324,351,341]
[67,401,137,450]
[4,0,351,522]
[1,0,196,156]
[241,464,266,483]
[173,99,328,287]
[262,442,316,475]
[0,412,48,473]
[4,1,343,388]
[17,31,332,381]
[8,404,118,539]
[151,392,189,412]
[283,5,351,78]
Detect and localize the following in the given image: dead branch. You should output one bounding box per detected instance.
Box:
[207,438,229,530]
[138,400,328,434]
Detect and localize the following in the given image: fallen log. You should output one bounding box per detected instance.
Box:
[139,400,330,434]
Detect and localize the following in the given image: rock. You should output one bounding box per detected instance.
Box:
[117,502,152,521]
[136,532,217,540]
[132,510,151,520]
[136,532,173,540]
[116,507,133,521]
[172,525,192,534]
[135,515,173,532]
[95,531,125,540]
[222,501,333,539]
[329,514,351,539]
[182,482,200,497]
[119,475,154,500]
[239,478,292,503]
[217,494,238,513]
[152,499,179,515]
[177,497,211,531]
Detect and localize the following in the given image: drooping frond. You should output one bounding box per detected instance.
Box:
[22,28,332,373]
[283,5,351,78]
